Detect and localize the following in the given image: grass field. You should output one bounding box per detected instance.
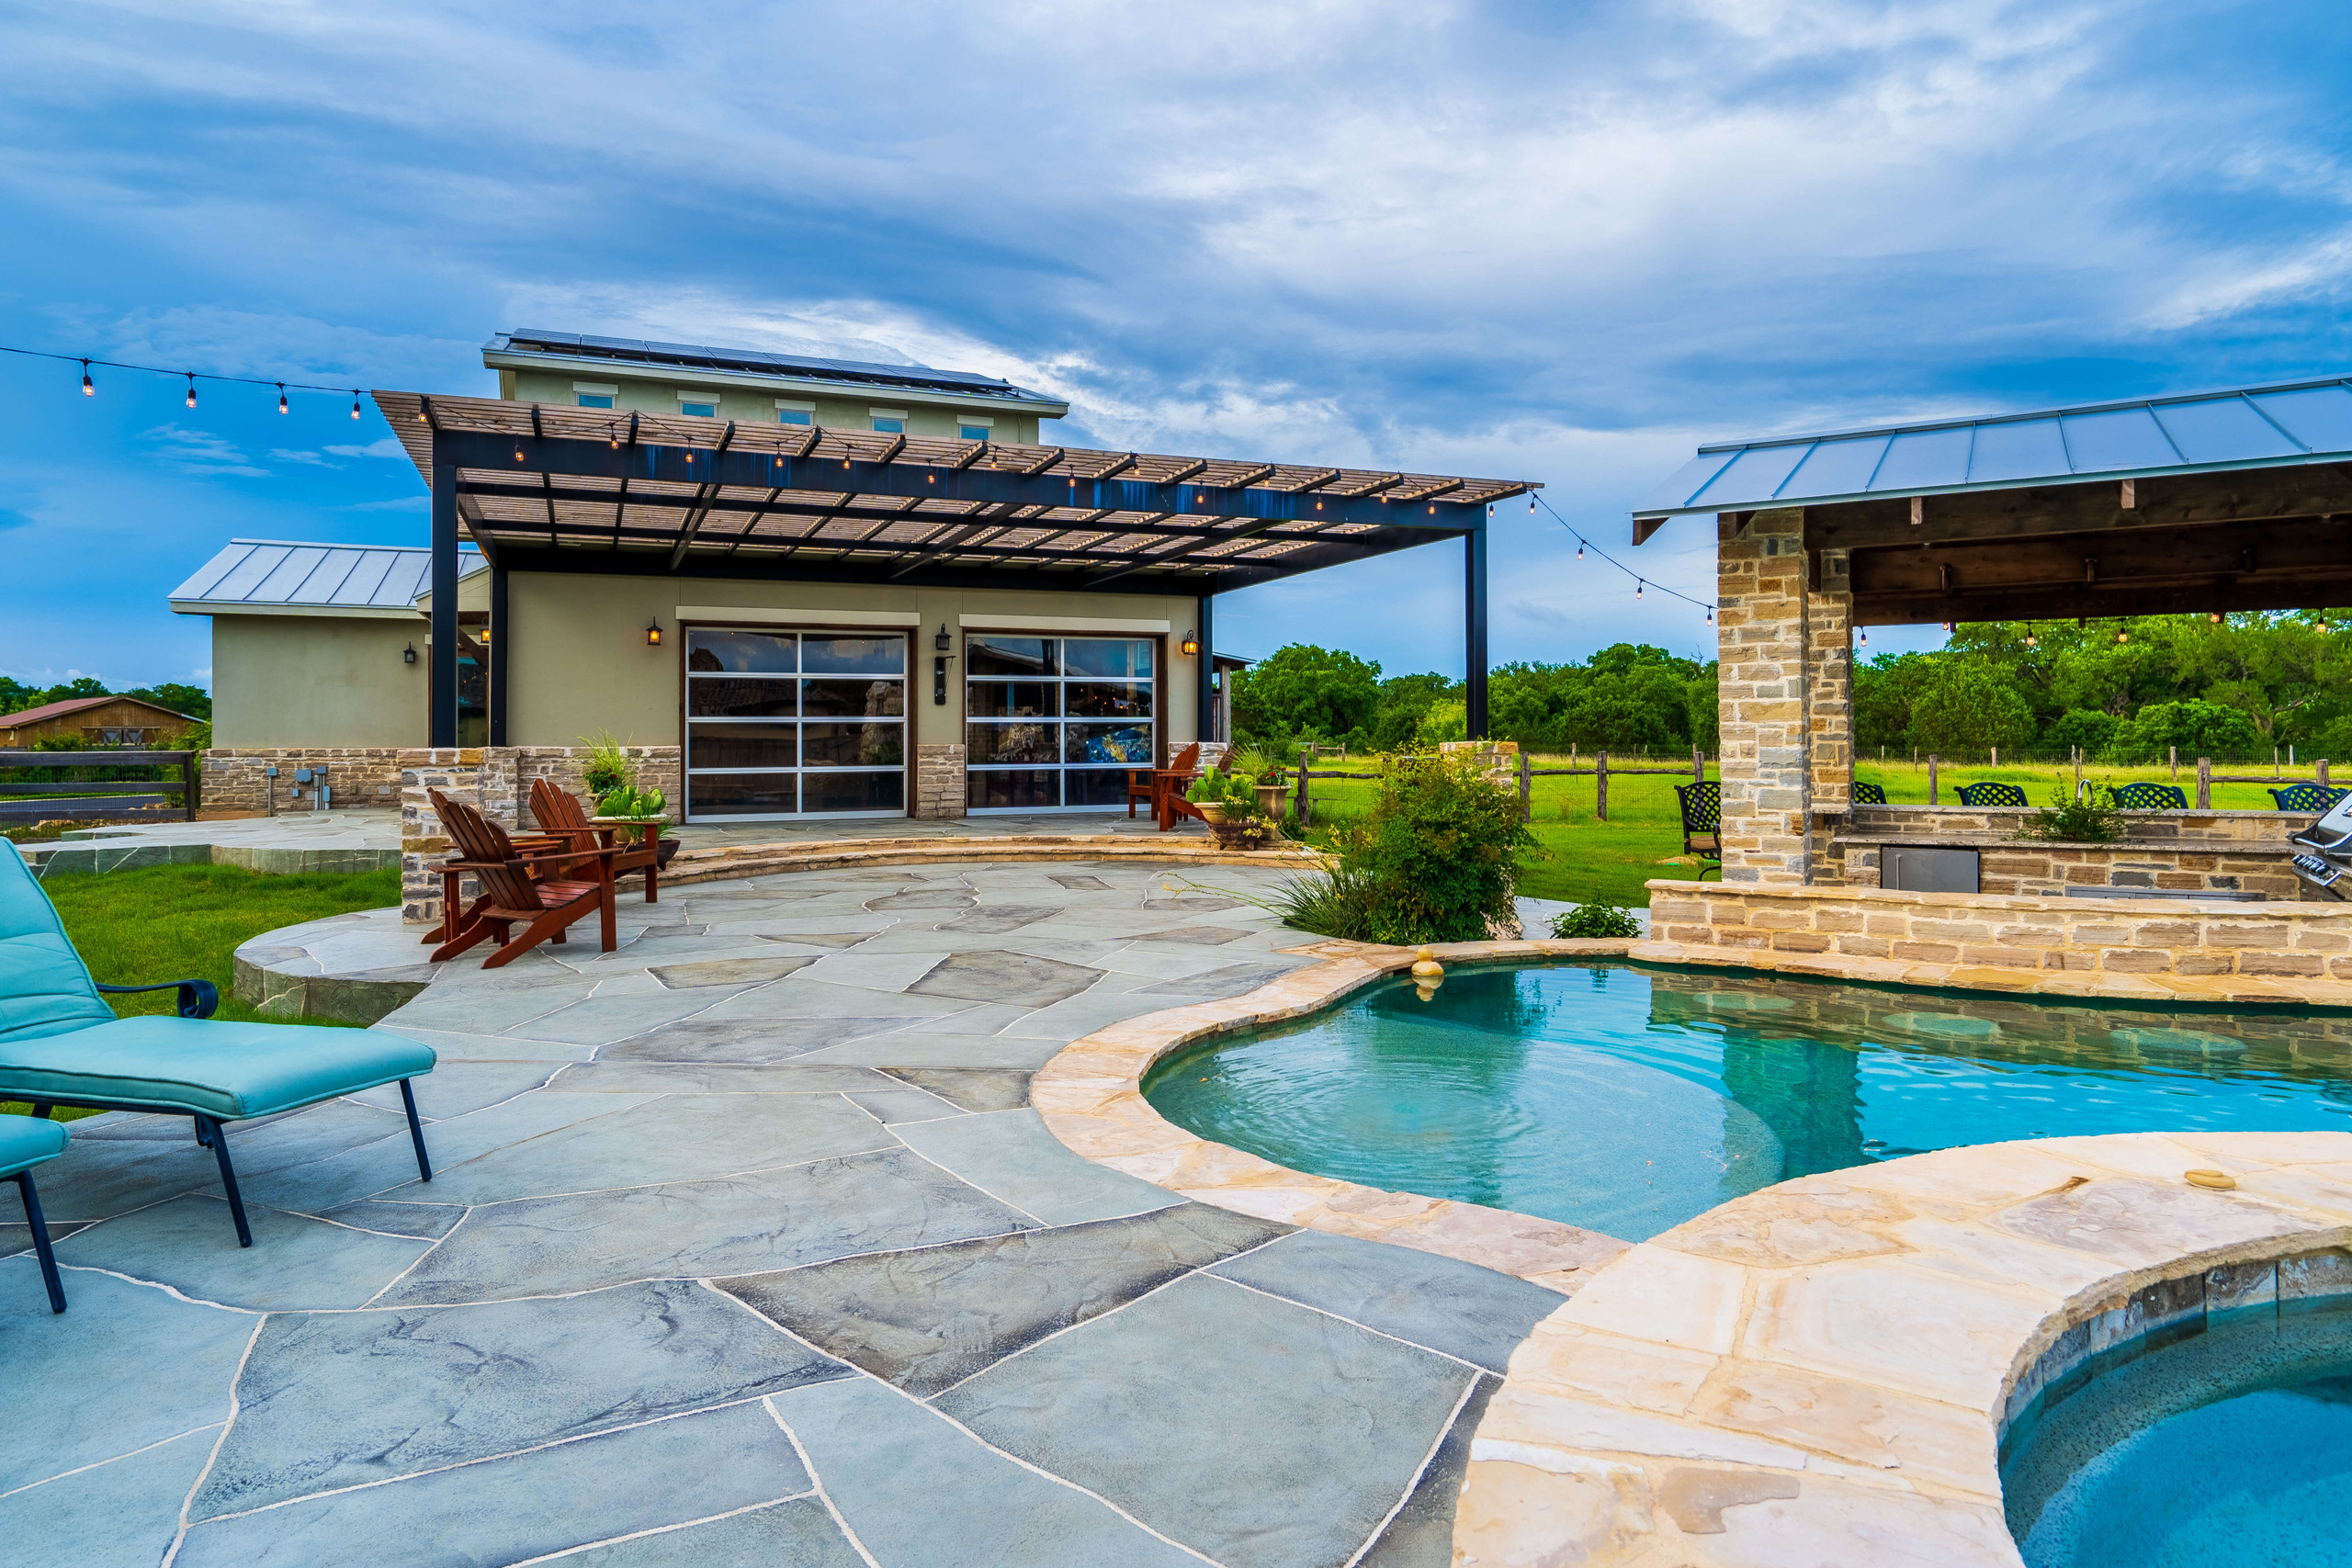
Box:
[4,863,399,1121]
[1290,753,2320,910]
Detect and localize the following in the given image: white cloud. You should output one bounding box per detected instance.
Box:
[269,447,344,468]
[323,437,408,458]
[141,423,267,478]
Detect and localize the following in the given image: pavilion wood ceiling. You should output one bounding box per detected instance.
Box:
[376,392,1531,591]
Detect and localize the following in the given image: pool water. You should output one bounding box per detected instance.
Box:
[1140,964,2352,1241]
[2001,1296,2352,1567]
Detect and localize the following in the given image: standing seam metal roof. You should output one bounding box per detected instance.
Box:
[168,540,487,611]
[1634,374,2352,517]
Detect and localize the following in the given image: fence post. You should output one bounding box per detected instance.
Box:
[2170,745,2177,781]
[1517,750,1532,823]
[2072,745,2083,800]
[182,750,198,822]
[1991,746,1998,769]
[1692,745,1703,784]
[1928,754,1939,804]
[1596,750,1610,822]
[2197,756,2211,809]
[2322,759,2333,792]
[1295,747,1311,828]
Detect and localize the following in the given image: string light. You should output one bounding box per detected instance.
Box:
[1,342,378,418]
[2025,627,2038,648]
[1527,492,1716,623]
[184,375,197,410]
[80,359,92,396]
[351,392,362,419]
[2116,627,2129,644]
[277,383,288,414]
[1705,606,1713,626]
[1635,580,1644,599]
[1858,627,1868,648]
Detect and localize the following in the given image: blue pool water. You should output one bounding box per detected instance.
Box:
[1140,964,2352,1241]
[2001,1297,2352,1567]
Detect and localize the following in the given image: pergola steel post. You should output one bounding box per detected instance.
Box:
[488,565,509,747]
[430,446,458,747]
[1195,593,1215,748]
[1464,525,1489,739]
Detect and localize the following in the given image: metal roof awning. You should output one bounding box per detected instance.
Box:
[169,539,488,617]
[1634,374,2352,519]
[377,391,1534,594]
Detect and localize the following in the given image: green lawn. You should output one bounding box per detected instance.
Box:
[5,863,399,1121]
[1289,752,2312,910]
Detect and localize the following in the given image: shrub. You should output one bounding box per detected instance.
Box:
[1550,903,1641,939]
[2015,785,2126,844]
[2044,709,2119,760]
[2112,700,2265,763]
[1279,754,1533,943]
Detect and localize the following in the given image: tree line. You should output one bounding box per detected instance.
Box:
[1231,612,2348,764]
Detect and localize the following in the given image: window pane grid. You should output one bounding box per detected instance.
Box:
[686,628,907,820]
[966,636,1155,811]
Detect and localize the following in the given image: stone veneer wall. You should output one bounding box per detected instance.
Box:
[914,743,966,819]
[202,748,405,812]
[1848,804,2308,844]
[1715,508,1815,884]
[397,745,681,928]
[1647,879,2352,981]
[1827,805,2322,900]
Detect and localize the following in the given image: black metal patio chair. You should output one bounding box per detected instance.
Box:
[1852,781,1886,805]
[2271,783,2348,813]
[2114,782,2188,810]
[1955,782,2029,807]
[1675,781,1721,879]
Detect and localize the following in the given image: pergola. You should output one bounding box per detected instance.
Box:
[376,392,1534,748]
[1630,373,2352,885]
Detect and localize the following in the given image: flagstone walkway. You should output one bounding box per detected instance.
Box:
[2,859,1567,1567]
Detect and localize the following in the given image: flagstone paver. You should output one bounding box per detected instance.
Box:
[6,859,1560,1566]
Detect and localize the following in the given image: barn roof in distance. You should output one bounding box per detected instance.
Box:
[1635,373,2352,518]
[374,391,1535,593]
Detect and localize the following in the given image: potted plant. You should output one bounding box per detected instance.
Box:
[1230,750,1289,819]
[580,732,634,798]
[593,782,670,842]
[1184,770,1234,823]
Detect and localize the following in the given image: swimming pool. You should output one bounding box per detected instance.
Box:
[1141,963,2352,1241]
[2001,1294,2352,1567]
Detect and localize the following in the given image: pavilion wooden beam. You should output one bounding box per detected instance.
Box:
[1807,463,2352,550]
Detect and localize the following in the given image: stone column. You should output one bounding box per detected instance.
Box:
[1806,548,1855,881]
[399,748,482,929]
[914,743,967,819]
[1715,509,1811,884]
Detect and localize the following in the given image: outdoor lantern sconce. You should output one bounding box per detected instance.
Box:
[1180,630,1200,657]
[402,643,417,665]
[933,625,955,705]
[646,620,662,648]
[934,623,952,653]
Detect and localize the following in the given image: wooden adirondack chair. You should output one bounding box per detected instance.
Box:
[426,789,620,969]
[1154,742,1206,832]
[529,777,661,903]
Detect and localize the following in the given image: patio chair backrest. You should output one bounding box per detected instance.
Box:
[1852,782,1887,805]
[529,777,595,840]
[2114,782,2188,811]
[428,789,541,913]
[1677,781,1721,833]
[0,844,115,1043]
[1956,782,2029,807]
[2271,783,2345,813]
[1167,742,1201,773]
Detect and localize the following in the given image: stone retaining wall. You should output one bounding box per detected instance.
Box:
[1833,836,2315,900]
[1848,803,2309,844]
[202,748,405,812]
[1645,878,2352,987]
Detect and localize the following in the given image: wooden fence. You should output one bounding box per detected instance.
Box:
[0,750,198,822]
[1287,746,1708,826]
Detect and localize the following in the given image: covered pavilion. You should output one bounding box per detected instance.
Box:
[1632,373,2352,887]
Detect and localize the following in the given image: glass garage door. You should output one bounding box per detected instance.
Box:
[684,628,907,820]
[966,635,1156,810]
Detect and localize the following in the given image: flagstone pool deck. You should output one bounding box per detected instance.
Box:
[2,858,1589,1568]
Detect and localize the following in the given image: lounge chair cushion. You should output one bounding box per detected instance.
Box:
[0,1111,67,1179]
[0,1014,435,1121]
[0,847,116,1043]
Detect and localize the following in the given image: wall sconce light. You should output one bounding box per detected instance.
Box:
[1180,630,1200,657]
[402,643,418,664]
[646,620,663,647]
[935,623,952,653]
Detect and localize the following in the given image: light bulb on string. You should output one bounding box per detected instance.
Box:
[2116,627,2129,644]
[1575,541,1583,560]
[1635,580,1644,600]
[80,359,93,396]
[1858,627,1869,648]
[350,391,362,419]
[277,383,288,415]
[184,375,197,410]
[1705,606,1713,626]
[2025,626,2038,648]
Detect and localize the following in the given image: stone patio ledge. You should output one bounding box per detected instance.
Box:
[1450,1130,2352,1566]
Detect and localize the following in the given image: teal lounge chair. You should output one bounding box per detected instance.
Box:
[2,1112,69,1312]
[0,845,436,1248]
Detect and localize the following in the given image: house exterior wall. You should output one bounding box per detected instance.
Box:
[502,367,1046,445]
[211,615,427,748]
[502,571,1204,756]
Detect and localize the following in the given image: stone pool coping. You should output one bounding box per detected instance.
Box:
[1032,936,1641,1291]
[1449,1130,2352,1565]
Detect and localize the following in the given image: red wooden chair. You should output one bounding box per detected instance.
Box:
[529,777,661,904]
[426,789,620,970]
[1153,742,1207,832]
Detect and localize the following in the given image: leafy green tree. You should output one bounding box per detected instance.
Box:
[1909,662,2036,756]
[125,682,212,720]
[1230,644,1382,749]
[1852,652,1937,753]
[2113,700,2266,762]
[2044,709,2120,759]
[1686,663,1720,753]
[1369,672,1456,750]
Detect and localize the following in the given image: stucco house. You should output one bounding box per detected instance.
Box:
[173,329,1525,823]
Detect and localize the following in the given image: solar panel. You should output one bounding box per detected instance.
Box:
[497,330,1035,399]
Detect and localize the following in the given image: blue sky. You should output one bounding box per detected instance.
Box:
[4,0,2350,693]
